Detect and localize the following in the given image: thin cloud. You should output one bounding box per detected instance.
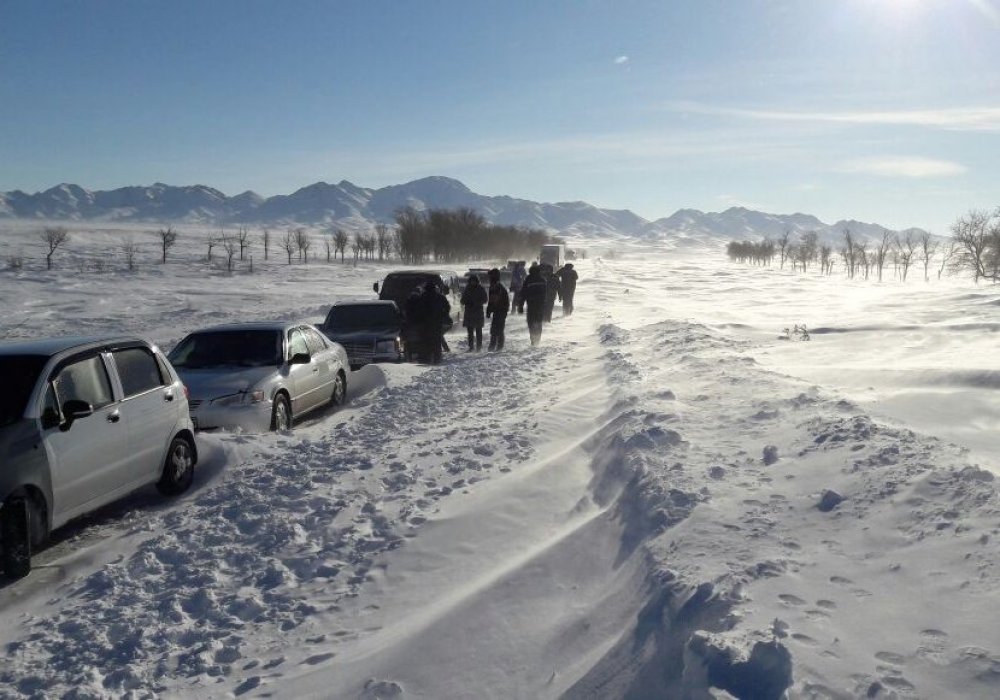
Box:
[838,157,967,178]
[670,102,1000,132]
[614,55,629,65]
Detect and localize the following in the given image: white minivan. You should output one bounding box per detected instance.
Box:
[0,336,197,579]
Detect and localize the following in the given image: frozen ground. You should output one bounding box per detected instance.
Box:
[0,225,999,699]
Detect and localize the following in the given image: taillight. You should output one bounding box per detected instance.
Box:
[182,384,190,399]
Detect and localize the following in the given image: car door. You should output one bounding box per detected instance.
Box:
[42,352,131,521]
[286,327,321,414]
[303,326,335,401]
[110,345,178,482]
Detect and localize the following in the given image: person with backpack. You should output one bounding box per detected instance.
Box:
[519,263,547,346]
[460,274,487,351]
[485,268,510,351]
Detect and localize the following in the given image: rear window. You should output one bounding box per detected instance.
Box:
[113,347,165,397]
[326,305,401,329]
[0,355,47,427]
[381,274,439,299]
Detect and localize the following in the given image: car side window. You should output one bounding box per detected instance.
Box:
[303,328,327,354]
[52,355,114,410]
[287,329,309,359]
[113,347,165,398]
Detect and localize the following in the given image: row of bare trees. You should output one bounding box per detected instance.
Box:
[394,207,556,264]
[728,227,953,282]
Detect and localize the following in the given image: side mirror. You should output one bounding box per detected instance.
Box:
[60,399,93,432]
[290,352,311,365]
[442,285,450,294]
[372,282,379,293]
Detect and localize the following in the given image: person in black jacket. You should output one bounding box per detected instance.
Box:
[485,268,510,351]
[460,275,487,351]
[519,263,547,346]
[540,263,561,323]
[421,281,451,364]
[556,263,579,315]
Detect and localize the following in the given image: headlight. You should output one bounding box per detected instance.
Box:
[375,339,400,354]
[212,390,265,407]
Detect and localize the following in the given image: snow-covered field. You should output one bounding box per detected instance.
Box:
[1,225,999,699]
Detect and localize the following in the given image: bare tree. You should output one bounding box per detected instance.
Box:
[158,227,178,264]
[840,228,856,279]
[282,229,296,264]
[951,209,995,282]
[938,238,958,280]
[237,226,251,260]
[351,232,363,264]
[918,231,938,282]
[895,231,917,282]
[873,229,892,282]
[41,226,69,270]
[856,240,870,279]
[294,227,311,263]
[206,234,218,261]
[777,228,792,269]
[262,228,270,260]
[221,234,238,273]
[375,223,392,261]
[121,237,140,272]
[819,244,833,275]
[334,228,349,262]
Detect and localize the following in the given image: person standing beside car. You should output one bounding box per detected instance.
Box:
[460,274,488,351]
[485,268,510,351]
[520,263,547,346]
[421,281,451,364]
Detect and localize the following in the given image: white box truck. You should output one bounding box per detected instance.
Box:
[539,243,565,268]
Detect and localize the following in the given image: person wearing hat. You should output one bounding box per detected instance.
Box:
[556,262,579,315]
[519,263,547,346]
[485,268,510,351]
[460,274,487,351]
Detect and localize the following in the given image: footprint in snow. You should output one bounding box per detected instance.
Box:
[778,594,807,606]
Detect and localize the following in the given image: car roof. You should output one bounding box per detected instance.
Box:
[333,300,400,308]
[0,335,146,358]
[185,322,300,334]
[383,269,458,278]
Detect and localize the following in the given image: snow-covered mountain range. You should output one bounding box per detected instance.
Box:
[0,176,927,242]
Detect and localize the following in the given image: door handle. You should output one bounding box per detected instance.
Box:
[312,367,319,373]
[107,411,121,423]
[164,391,175,402]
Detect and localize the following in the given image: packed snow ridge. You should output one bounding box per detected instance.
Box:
[1,231,998,699]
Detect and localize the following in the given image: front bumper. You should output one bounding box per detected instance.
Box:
[188,398,273,432]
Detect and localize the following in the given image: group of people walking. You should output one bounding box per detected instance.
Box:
[462,262,578,350]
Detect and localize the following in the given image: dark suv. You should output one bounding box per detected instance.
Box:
[373,270,462,325]
[319,300,405,369]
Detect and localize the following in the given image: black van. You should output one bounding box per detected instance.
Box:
[373,270,462,325]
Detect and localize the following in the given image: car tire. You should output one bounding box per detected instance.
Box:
[331,371,347,407]
[1,494,32,580]
[157,435,196,496]
[271,393,292,431]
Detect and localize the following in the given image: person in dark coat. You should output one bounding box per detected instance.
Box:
[421,281,451,364]
[556,263,579,315]
[519,263,547,346]
[509,261,527,313]
[485,268,510,351]
[460,274,487,351]
[539,263,561,323]
[403,289,428,361]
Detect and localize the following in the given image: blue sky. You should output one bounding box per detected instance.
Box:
[2,0,998,232]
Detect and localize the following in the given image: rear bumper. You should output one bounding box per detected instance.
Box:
[188,400,272,432]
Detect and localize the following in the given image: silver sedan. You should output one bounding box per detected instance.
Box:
[168,322,349,432]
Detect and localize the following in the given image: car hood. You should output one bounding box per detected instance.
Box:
[324,327,400,343]
[176,366,279,399]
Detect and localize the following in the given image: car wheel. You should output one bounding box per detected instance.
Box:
[1,494,32,579]
[331,371,347,407]
[271,393,292,431]
[157,435,195,496]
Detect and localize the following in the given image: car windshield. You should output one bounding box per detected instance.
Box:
[0,355,47,427]
[169,330,282,369]
[326,305,399,329]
